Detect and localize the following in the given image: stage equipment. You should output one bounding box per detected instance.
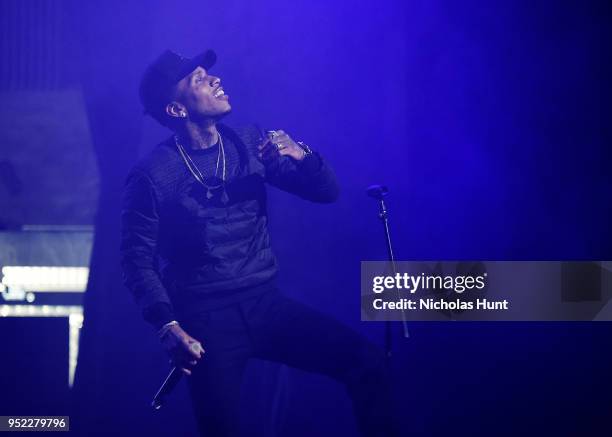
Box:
[366,185,410,357]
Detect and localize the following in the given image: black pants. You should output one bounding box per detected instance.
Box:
[181,287,398,437]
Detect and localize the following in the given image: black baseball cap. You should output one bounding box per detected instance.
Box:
[139,49,217,117]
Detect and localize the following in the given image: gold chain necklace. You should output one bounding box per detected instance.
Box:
[174,132,229,203]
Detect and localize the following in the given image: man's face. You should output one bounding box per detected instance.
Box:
[171,66,231,121]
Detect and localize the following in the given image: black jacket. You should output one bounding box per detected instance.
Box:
[120,124,338,327]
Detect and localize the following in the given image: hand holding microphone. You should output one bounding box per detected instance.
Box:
[159,321,204,376]
[152,322,204,410]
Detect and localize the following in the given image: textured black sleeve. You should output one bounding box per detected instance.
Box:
[120,168,175,328]
[230,123,339,203]
[264,151,340,203]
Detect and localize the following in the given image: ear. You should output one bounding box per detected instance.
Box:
[166,102,187,119]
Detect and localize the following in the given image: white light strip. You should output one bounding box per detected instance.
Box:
[68,312,84,386]
[0,304,82,317]
[1,266,89,292]
[0,304,83,387]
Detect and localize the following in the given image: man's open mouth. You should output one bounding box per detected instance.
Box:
[213,87,225,98]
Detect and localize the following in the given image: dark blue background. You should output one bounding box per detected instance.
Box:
[2,0,610,436]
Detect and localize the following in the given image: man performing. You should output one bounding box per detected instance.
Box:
[121,48,398,437]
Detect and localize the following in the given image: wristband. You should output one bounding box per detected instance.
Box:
[157,320,179,338]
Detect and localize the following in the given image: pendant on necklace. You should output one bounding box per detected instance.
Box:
[220,189,229,205]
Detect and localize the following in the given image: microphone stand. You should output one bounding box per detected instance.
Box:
[367,185,409,359]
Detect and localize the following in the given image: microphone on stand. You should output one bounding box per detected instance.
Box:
[366,184,389,200]
[365,183,410,358]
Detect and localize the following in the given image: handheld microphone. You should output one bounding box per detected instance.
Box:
[151,366,183,410]
[151,342,203,410]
